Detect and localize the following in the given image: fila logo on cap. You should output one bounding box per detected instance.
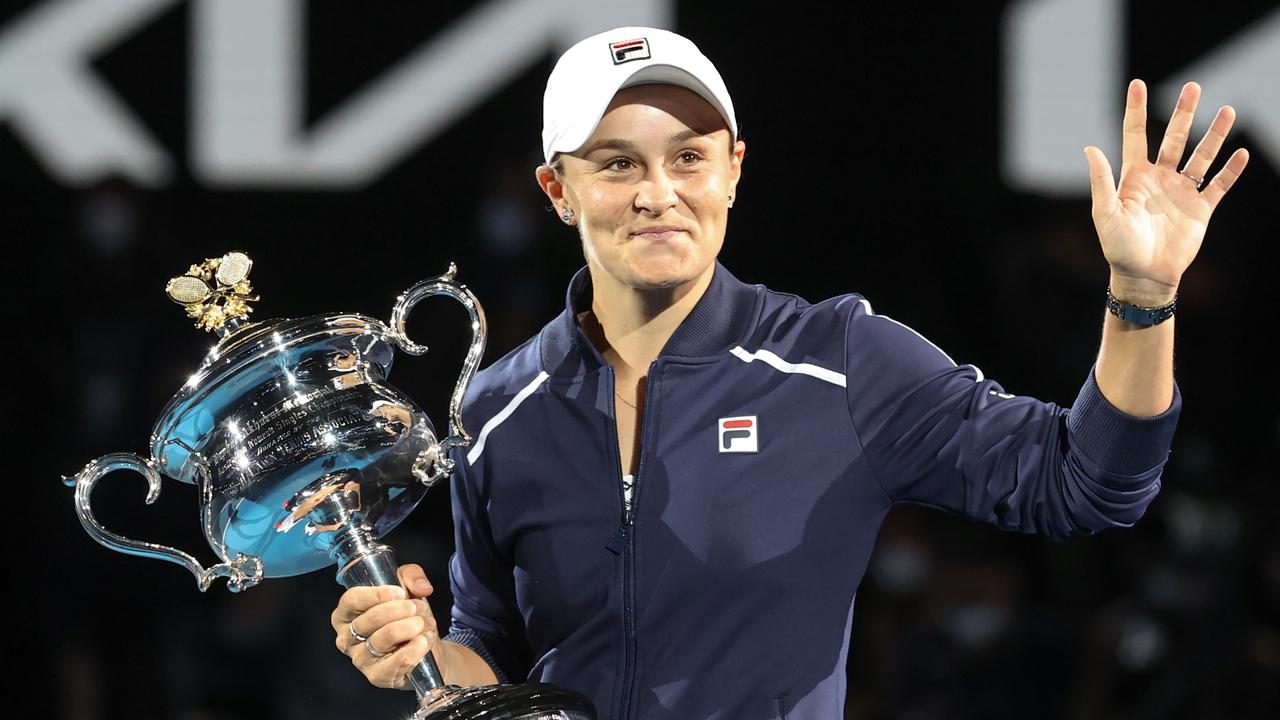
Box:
[719,416,758,453]
[610,37,651,65]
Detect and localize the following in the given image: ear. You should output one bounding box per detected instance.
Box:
[535,164,566,208]
[727,139,746,199]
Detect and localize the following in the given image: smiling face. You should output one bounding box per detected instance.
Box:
[538,84,745,297]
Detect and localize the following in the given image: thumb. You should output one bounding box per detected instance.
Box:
[1083,146,1118,218]
[397,563,434,598]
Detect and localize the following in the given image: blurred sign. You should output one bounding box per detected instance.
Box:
[0,0,670,187]
[1,0,1273,190]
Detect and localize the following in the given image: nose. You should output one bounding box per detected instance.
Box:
[633,164,678,216]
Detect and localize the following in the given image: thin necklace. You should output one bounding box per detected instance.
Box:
[585,310,644,412]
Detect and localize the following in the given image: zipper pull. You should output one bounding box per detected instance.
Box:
[606,524,627,555]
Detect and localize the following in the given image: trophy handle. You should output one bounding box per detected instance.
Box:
[63,452,264,592]
[389,262,488,478]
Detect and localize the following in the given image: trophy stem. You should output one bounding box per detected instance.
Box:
[331,526,446,696]
[329,526,597,719]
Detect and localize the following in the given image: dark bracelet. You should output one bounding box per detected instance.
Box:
[1106,284,1177,326]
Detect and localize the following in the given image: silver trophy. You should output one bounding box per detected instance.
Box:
[63,252,594,720]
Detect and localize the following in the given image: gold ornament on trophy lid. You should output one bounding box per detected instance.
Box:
[164,251,259,333]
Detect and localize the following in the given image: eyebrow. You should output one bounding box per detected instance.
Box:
[579,129,714,156]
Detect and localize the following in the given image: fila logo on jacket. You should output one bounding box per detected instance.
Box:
[719,415,758,453]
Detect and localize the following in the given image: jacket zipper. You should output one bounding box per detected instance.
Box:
[607,361,658,720]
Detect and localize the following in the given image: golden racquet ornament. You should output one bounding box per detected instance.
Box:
[164,251,259,333]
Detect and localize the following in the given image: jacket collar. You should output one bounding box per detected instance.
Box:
[540,260,759,375]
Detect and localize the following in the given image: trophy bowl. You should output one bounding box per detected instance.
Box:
[64,252,594,720]
[150,311,434,579]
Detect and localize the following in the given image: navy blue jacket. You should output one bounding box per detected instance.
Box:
[441,261,1181,719]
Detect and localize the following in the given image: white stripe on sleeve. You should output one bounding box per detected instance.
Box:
[729,346,847,388]
[466,371,550,465]
[857,298,984,383]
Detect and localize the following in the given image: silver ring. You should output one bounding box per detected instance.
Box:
[1180,170,1205,188]
[366,638,388,658]
[349,622,368,643]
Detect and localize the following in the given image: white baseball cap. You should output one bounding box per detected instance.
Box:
[541,26,738,165]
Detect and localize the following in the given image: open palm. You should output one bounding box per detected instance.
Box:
[1084,80,1249,300]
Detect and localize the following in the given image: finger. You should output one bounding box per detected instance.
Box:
[1084,146,1118,218]
[343,599,431,652]
[365,613,433,661]
[1155,82,1201,169]
[397,563,434,598]
[1121,79,1149,171]
[331,585,406,629]
[335,599,423,656]
[353,633,431,690]
[1201,148,1250,211]
[1180,105,1236,181]
[384,635,433,690]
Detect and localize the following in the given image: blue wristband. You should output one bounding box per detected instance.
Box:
[1106,285,1177,326]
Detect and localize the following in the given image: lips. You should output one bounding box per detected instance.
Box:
[630,226,688,238]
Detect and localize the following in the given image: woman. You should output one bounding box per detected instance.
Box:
[329,25,1247,719]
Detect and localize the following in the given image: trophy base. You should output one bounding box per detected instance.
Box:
[414,682,595,719]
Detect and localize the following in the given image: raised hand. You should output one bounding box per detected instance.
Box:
[1083,79,1249,305]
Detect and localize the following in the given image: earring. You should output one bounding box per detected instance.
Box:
[561,207,575,222]
[727,195,735,208]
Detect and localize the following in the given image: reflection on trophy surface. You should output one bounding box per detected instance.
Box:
[63,252,595,719]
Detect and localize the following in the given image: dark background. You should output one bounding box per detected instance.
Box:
[4,2,1277,718]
